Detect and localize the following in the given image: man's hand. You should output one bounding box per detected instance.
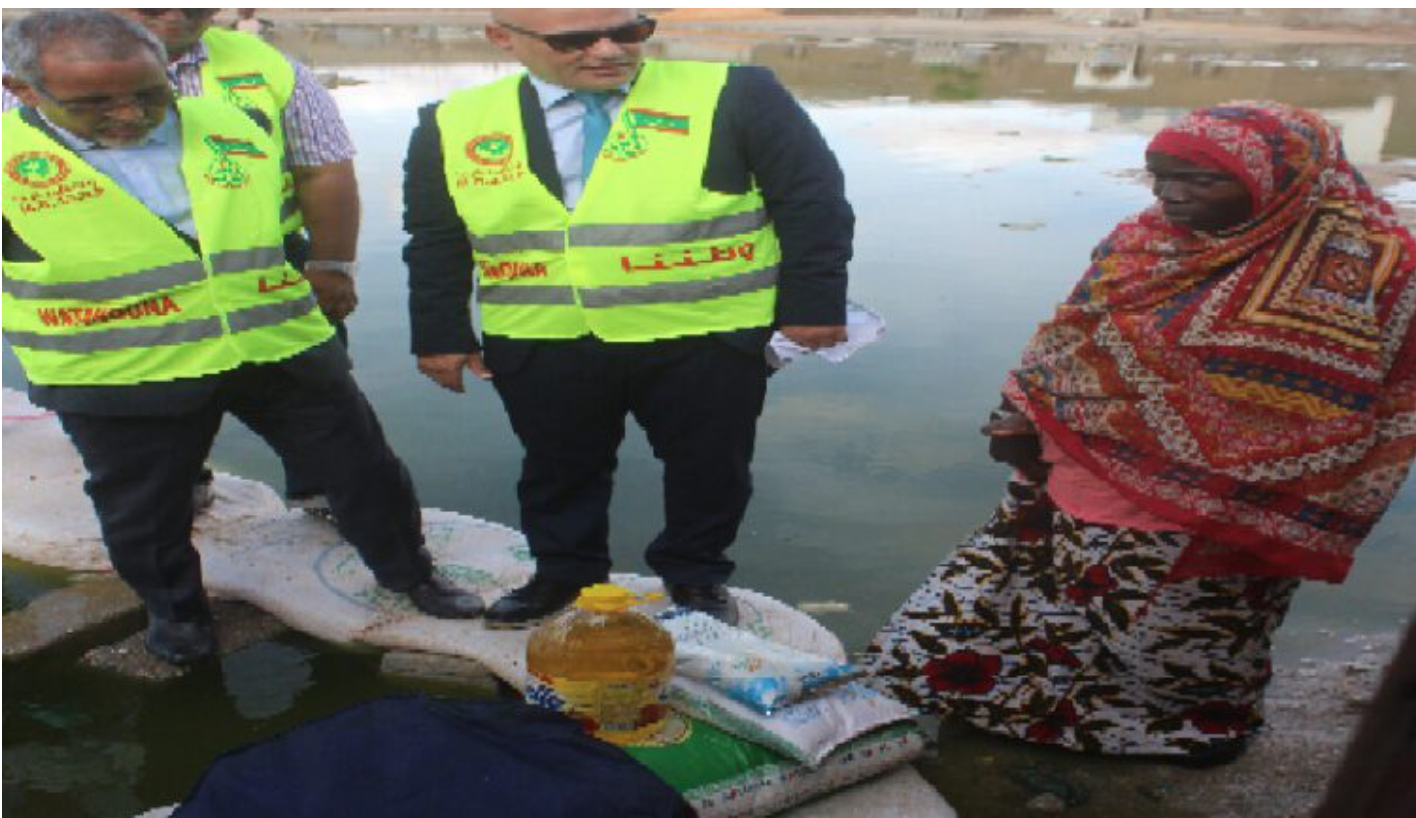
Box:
[304,267,358,322]
[417,352,492,393]
[780,324,847,350]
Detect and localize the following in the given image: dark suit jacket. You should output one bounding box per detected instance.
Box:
[403,65,854,374]
[2,107,346,417]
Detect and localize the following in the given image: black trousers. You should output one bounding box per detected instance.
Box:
[59,360,431,622]
[281,319,346,500]
[491,336,768,588]
[272,231,342,501]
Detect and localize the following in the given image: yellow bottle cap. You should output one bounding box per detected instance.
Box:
[574,583,663,613]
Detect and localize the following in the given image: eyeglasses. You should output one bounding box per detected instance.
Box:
[495,16,657,54]
[33,83,174,116]
[133,9,218,21]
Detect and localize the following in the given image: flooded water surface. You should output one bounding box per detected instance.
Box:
[5,23,1415,817]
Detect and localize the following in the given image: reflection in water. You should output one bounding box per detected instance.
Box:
[4,28,1415,818]
[1062,44,1155,91]
[220,642,314,720]
[5,739,146,818]
[814,102,1133,173]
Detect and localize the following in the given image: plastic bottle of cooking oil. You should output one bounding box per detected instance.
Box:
[524,583,675,745]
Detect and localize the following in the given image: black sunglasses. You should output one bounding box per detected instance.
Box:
[496,16,656,54]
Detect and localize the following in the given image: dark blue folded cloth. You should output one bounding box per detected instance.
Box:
[174,695,694,818]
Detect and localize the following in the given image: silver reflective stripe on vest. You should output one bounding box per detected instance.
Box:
[579,265,779,308]
[3,259,206,301]
[226,292,319,333]
[478,284,578,305]
[569,208,768,248]
[5,317,222,352]
[470,230,566,255]
[2,246,286,300]
[210,245,286,275]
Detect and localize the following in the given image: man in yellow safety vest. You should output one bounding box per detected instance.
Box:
[2,10,483,666]
[115,8,362,517]
[405,9,854,627]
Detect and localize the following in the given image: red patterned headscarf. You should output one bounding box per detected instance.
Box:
[1003,101,1416,582]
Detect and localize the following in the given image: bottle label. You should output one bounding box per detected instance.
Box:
[525,674,670,745]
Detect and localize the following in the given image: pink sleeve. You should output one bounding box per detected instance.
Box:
[1040,430,1185,532]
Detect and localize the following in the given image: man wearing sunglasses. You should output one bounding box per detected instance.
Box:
[406,9,853,627]
[3,10,485,665]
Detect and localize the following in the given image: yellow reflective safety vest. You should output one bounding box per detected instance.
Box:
[199,27,301,234]
[1,98,332,386]
[437,60,782,342]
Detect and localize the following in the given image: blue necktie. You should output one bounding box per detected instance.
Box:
[576,91,611,179]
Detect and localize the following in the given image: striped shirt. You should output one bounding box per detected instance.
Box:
[2,38,354,167]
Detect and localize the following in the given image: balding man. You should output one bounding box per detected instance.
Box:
[404,9,854,627]
[2,10,483,665]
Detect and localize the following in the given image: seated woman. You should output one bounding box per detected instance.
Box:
[863,101,1416,763]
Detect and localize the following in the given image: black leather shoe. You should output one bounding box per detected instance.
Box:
[485,576,587,629]
[667,583,739,626]
[405,575,485,619]
[145,615,216,665]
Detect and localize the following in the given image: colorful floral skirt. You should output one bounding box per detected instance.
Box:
[862,482,1299,757]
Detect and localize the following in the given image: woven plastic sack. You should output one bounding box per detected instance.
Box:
[625,714,925,818]
[659,609,858,715]
[667,677,916,766]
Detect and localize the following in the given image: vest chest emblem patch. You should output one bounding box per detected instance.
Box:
[217,73,270,106]
[7,152,70,188]
[600,108,689,164]
[627,108,689,135]
[203,135,268,189]
[457,133,526,188]
[6,151,106,213]
[468,133,514,165]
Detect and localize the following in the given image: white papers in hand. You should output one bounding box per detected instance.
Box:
[767,301,885,369]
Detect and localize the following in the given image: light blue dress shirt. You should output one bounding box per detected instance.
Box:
[40,107,197,238]
[526,74,626,210]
